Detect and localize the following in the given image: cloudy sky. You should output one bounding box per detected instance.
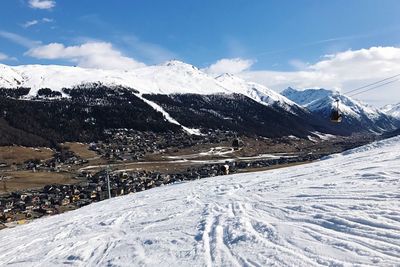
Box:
[1,0,400,106]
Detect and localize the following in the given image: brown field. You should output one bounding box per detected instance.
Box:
[0,171,77,194]
[0,146,53,165]
[63,142,98,160]
[79,160,196,174]
[147,137,306,162]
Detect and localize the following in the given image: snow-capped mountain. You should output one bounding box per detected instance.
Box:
[0,61,232,97]
[0,62,336,142]
[1,135,399,266]
[0,61,303,112]
[381,103,400,119]
[282,87,400,133]
[0,61,299,110]
[0,62,391,145]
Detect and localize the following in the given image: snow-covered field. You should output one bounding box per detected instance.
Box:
[1,136,400,266]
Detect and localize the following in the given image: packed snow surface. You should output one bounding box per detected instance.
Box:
[1,136,400,266]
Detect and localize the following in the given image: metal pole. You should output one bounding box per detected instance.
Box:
[0,175,7,193]
[106,166,111,199]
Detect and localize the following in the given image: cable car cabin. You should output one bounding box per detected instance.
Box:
[330,109,342,123]
[330,99,342,123]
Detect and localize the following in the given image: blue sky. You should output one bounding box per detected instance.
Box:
[1,0,399,69]
[1,0,400,105]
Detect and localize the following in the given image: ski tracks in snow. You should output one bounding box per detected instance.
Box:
[0,137,400,266]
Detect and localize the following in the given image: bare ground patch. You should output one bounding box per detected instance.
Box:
[0,146,53,165]
[0,171,76,194]
[63,142,98,160]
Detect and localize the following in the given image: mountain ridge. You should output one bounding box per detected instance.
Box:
[282,87,400,133]
[0,62,397,145]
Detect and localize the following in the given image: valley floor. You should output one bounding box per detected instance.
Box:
[0,136,399,266]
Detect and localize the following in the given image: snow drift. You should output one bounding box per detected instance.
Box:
[0,136,399,266]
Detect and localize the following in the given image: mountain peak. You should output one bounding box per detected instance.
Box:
[216,72,236,78]
[161,60,198,70]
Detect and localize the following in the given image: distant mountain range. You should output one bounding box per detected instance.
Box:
[282,87,400,134]
[0,61,398,146]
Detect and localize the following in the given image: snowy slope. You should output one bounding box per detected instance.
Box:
[133,60,232,95]
[0,64,23,87]
[1,136,400,266]
[216,73,299,111]
[382,103,400,118]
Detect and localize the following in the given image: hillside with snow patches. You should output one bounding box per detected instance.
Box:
[282,87,400,133]
[0,135,399,266]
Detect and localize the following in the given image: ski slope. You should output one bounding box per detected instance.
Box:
[1,136,400,266]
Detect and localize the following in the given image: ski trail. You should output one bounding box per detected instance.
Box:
[137,94,201,135]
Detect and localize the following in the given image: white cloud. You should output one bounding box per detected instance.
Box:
[28,0,55,10]
[120,35,176,64]
[203,58,255,75]
[26,42,146,70]
[42,18,53,23]
[0,52,17,62]
[0,52,9,61]
[232,46,400,107]
[22,18,54,28]
[22,20,39,28]
[0,31,41,48]
[289,59,309,70]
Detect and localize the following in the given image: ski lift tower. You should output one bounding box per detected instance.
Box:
[106,165,112,199]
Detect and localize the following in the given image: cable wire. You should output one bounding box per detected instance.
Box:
[343,73,400,95]
[348,79,399,97]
